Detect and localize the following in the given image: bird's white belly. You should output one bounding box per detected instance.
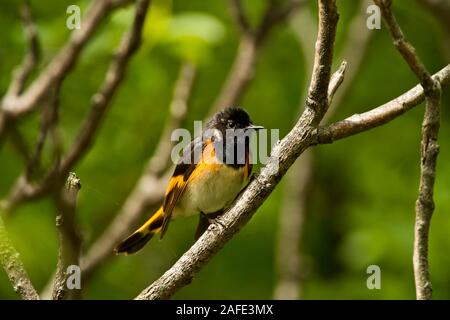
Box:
[173,164,245,218]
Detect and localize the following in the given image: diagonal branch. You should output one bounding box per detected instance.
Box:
[135,0,339,300]
[0,213,40,300]
[374,0,442,300]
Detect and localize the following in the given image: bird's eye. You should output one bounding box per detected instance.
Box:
[227,120,235,128]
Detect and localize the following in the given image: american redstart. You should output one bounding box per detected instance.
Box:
[115,107,263,255]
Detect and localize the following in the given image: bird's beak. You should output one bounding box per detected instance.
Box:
[245,124,264,131]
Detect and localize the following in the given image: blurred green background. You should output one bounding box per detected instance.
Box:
[0,0,449,299]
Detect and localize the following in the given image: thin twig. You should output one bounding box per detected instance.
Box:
[0,213,40,300]
[135,0,339,300]
[374,0,442,300]
[52,173,82,300]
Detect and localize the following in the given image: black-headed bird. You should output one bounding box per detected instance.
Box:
[115,107,263,254]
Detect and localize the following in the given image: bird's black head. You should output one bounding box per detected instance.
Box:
[206,107,261,132]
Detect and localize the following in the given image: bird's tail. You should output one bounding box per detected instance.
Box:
[115,207,164,255]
